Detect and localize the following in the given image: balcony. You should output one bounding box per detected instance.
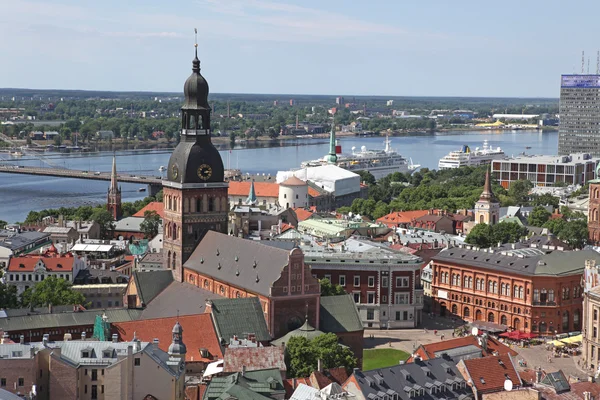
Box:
[533,301,557,307]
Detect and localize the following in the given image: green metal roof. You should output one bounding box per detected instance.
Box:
[209,297,271,345]
[272,319,325,346]
[319,294,364,333]
[0,308,143,332]
[133,270,173,305]
[204,368,284,400]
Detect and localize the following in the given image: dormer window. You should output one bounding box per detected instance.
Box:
[82,351,90,358]
[19,264,25,268]
[57,264,63,268]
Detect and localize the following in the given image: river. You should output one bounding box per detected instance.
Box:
[0,130,558,223]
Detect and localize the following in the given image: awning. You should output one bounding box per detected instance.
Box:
[560,334,582,345]
[71,244,114,252]
[202,360,223,378]
[499,331,539,340]
[547,340,565,347]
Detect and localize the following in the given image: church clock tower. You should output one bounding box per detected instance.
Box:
[162,42,228,282]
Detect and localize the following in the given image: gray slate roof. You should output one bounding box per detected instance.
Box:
[352,358,472,400]
[184,231,292,297]
[140,281,223,320]
[209,297,271,345]
[204,368,285,400]
[0,231,50,251]
[432,247,600,277]
[320,294,363,333]
[0,308,143,332]
[113,217,144,233]
[133,270,173,305]
[1,305,78,318]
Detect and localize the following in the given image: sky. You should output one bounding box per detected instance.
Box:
[1,0,600,98]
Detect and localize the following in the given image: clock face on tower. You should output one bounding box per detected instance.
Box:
[197,164,213,180]
[171,164,179,180]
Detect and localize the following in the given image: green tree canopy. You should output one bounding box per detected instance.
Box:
[528,206,552,227]
[465,224,493,248]
[465,222,527,248]
[140,210,161,239]
[0,283,19,309]
[20,276,86,307]
[320,278,346,297]
[90,209,115,239]
[557,220,588,249]
[285,333,357,378]
[507,180,533,205]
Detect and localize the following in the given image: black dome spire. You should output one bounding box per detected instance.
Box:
[184,43,210,110]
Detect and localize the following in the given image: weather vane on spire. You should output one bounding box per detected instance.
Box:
[194,28,198,48]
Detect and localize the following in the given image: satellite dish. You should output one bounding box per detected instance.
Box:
[471,327,479,336]
[504,379,513,392]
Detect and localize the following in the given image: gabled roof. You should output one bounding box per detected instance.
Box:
[132,270,173,306]
[184,231,292,297]
[204,368,285,400]
[113,314,222,363]
[293,208,315,222]
[7,255,75,272]
[133,202,165,219]
[223,346,286,373]
[460,354,521,393]
[272,319,325,346]
[377,210,430,225]
[319,294,363,333]
[409,335,517,362]
[139,281,223,320]
[113,217,145,233]
[347,357,472,400]
[229,181,280,198]
[209,297,271,345]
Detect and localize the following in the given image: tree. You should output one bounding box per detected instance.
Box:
[508,180,533,205]
[356,170,376,185]
[528,206,552,227]
[465,223,493,248]
[543,218,567,236]
[0,220,6,229]
[491,222,527,245]
[90,209,115,239]
[140,210,161,239]
[320,278,345,297]
[285,333,357,378]
[20,276,86,307]
[531,193,559,208]
[558,220,588,249]
[0,282,19,309]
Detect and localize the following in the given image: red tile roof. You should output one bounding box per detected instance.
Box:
[541,381,600,400]
[281,176,307,186]
[7,255,75,272]
[307,187,322,197]
[293,208,314,222]
[133,202,164,219]
[377,210,430,226]
[229,181,280,198]
[112,314,222,363]
[223,346,286,373]
[310,370,333,389]
[284,377,311,398]
[409,335,517,362]
[462,354,521,393]
[325,367,350,386]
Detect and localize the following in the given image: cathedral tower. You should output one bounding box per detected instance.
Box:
[107,155,122,220]
[162,42,228,281]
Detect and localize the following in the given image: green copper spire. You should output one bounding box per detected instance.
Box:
[326,117,337,164]
[245,180,257,205]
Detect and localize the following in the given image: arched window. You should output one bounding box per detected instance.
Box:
[500,315,508,325]
[464,307,470,318]
[464,276,469,288]
[562,287,570,300]
[174,197,178,212]
[209,197,214,212]
[488,312,495,323]
[501,283,506,296]
[514,318,521,331]
[195,198,201,213]
[539,321,547,333]
[488,280,493,293]
[480,215,484,224]
[476,309,482,321]
[574,309,581,330]
[594,209,599,222]
[172,252,176,270]
[469,277,473,288]
[451,304,458,314]
[514,285,519,298]
[518,286,523,299]
[493,282,497,294]
[167,251,171,269]
[168,196,172,210]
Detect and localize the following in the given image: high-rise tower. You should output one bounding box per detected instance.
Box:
[558,75,600,155]
[162,41,228,282]
[107,155,122,220]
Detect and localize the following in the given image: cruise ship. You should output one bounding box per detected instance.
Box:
[437,140,505,170]
[301,128,420,180]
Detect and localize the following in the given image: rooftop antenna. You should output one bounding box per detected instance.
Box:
[582,50,585,74]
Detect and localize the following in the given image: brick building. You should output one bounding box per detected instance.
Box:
[301,237,424,328]
[588,180,600,245]
[182,231,321,339]
[431,244,600,335]
[582,259,600,372]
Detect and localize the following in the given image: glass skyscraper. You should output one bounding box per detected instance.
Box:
[558,75,600,155]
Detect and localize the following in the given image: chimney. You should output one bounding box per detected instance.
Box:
[152,338,159,352]
[242,365,246,377]
[318,358,323,372]
[42,334,49,345]
[112,334,118,343]
[19,335,24,344]
[81,331,86,340]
